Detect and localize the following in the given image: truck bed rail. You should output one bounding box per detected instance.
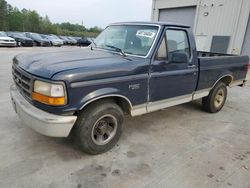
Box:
[198,51,234,57]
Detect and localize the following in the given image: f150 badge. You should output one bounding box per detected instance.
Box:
[129,84,140,90]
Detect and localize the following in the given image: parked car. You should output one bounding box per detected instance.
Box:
[25,32,51,47]
[58,36,70,45]
[10,22,250,155]
[49,34,65,45]
[66,36,77,45]
[7,32,33,47]
[0,31,16,47]
[40,34,64,47]
[74,36,91,46]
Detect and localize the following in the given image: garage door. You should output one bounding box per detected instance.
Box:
[242,15,250,56]
[159,6,196,31]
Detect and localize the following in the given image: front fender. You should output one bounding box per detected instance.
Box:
[78,88,132,110]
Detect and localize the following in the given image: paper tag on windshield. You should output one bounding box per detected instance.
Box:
[136,30,156,38]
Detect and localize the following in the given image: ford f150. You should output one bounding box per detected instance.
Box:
[10,22,250,154]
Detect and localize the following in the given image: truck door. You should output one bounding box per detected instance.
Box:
[148,28,198,112]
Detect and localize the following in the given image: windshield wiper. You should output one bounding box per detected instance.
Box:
[105,45,126,57]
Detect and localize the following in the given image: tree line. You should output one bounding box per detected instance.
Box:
[0,0,102,37]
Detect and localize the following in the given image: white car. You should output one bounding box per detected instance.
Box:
[0,31,16,47]
[41,34,64,46]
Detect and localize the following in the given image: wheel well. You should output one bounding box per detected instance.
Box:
[77,96,132,115]
[220,75,233,86]
[110,96,131,114]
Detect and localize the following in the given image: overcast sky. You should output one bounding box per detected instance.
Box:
[7,0,153,28]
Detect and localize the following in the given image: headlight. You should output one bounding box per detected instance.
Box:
[32,80,67,106]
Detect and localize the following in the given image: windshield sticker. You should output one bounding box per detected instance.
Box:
[136,30,156,38]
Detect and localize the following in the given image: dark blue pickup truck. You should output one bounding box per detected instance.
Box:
[10,22,250,154]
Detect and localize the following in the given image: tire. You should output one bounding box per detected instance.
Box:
[73,100,124,155]
[202,81,227,113]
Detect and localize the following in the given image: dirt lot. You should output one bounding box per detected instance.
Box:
[0,47,250,188]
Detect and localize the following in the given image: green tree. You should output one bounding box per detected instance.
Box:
[8,7,25,31]
[0,0,102,37]
[25,10,40,32]
[89,26,102,33]
[40,15,53,33]
[0,0,8,30]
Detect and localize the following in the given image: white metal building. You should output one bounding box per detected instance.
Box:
[151,0,250,56]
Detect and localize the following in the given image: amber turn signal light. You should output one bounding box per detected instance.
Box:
[32,92,66,106]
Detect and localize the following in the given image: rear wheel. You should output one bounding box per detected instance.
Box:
[73,100,124,155]
[202,81,227,113]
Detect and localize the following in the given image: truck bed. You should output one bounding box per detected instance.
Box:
[197,51,234,57]
[196,51,249,91]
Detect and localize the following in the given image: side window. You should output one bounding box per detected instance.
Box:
[156,36,167,60]
[166,30,191,60]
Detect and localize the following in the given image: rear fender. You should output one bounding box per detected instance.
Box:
[212,73,233,88]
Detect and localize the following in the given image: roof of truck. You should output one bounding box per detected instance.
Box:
[110,21,190,28]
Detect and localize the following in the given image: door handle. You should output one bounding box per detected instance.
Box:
[188,64,196,69]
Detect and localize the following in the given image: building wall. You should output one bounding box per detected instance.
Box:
[151,0,250,55]
[242,15,250,55]
[158,6,197,30]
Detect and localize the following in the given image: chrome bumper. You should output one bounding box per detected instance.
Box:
[10,85,77,137]
[0,42,16,47]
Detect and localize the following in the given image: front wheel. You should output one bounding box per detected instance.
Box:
[202,81,227,113]
[73,100,124,155]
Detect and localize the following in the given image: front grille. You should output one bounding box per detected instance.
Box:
[4,40,14,42]
[12,65,33,100]
[44,42,50,46]
[24,40,34,46]
[25,40,33,44]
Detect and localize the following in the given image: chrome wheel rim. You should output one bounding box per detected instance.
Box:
[91,114,118,145]
[214,89,225,109]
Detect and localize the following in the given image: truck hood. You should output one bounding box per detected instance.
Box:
[14,48,132,79]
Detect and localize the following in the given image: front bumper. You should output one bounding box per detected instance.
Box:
[22,41,34,47]
[0,42,16,47]
[52,41,63,46]
[42,42,51,47]
[10,85,77,137]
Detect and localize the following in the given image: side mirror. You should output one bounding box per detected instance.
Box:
[170,52,189,63]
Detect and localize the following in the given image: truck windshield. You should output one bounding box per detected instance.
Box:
[94,25,159,57]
